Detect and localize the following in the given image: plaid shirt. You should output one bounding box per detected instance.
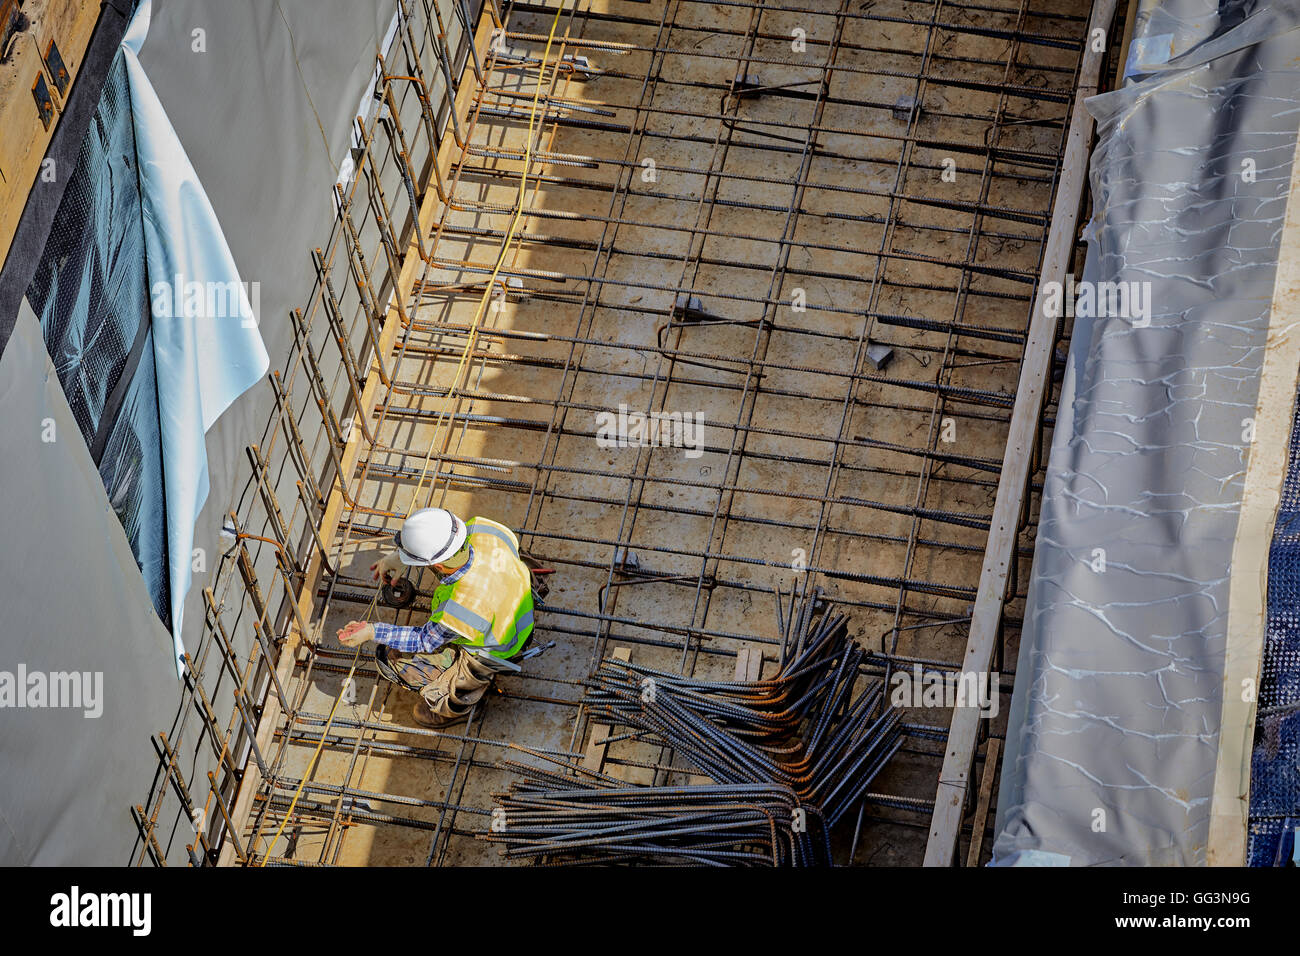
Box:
[370,546,475,653]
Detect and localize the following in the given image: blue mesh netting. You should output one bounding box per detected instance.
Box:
[1251,398,1300,865]
[24,49,170,627]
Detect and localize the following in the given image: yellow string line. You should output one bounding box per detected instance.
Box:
[408,5,568,517]
[255,597,373,866]
[256,5,565,867]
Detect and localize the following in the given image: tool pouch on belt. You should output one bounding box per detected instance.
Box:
[374,644,457,692]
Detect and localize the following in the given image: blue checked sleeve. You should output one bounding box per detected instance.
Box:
[371,619,457,654]
[369,547,475,653]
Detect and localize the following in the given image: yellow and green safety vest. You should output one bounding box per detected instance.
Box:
[428,517,534,659]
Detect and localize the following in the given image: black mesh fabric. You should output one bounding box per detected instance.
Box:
[28,52,141,444]
[1251,396,1300,865]
[24,49,170,626]
[96,329,169,621]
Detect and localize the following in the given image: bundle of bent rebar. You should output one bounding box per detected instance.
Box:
[481,598,902,865]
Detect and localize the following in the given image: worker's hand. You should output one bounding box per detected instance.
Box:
[337,621,375,647]
[370,549,404,584]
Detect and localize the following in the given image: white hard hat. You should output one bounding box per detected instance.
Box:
[393,508,467,566]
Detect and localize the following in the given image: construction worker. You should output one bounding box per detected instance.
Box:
[336,508,534,729]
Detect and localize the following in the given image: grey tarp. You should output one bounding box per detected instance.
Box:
[136,0,392,689]
[993,5,1300,865]
[126,0,453,865]
[1,0,399,863]
[0,303,178,865]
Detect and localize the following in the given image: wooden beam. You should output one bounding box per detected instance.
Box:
[733,645,763,683]
[217,12,497,866]
[0,0,100,270]
[922,0,1119,867]
[582,646,631,774]
[964,738,1001,868]
[1206,130,1300,865]
[581,647,660,785]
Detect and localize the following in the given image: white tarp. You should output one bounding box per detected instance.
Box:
[122,0,270,672]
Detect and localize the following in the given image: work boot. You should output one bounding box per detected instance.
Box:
[411,697,470,730]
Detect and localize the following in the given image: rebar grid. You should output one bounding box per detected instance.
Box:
[133,0,1094,868]
[132,0,482,867]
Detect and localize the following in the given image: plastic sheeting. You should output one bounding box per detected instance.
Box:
[2,0,436,862]
[25,48,171,625]
[1124,0,1265,80]
[22,1,272,670]
[0,302,179,865]
[97,328,170,616]
[133,0,390,680]
[122,0,270,671]
[993,4,1300,865]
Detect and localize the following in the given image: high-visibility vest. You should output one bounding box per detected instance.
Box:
[428,517,534,659]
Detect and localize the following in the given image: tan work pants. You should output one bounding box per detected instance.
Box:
[375,643,505,719]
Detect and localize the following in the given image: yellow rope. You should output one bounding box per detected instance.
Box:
[256,5,566,866]
[408,5,568,516]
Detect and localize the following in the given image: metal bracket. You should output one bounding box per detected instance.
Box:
[43,37,68,95]
[31,71,52,129]
[865,342,894,371]
[672,292,714,323]
[892,95,918,123]
[733,72,763,99]
[564,54,594,82]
